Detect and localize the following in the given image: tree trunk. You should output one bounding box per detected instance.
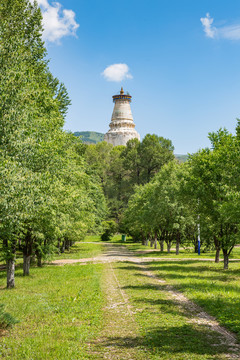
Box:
[6,259,15,288]
[65,239,70,251]
[35,248,42,267]
[153,232,157,249]
[176,240,180,255]
[23,255,31,276]
[61,240,65,253]
[167,241,172,253]
[223,251,229,270]
[160,240,164,252]
[214,236,221,263]
[37,255,42,267]
[215,248,220,263]
[141,239,145,245]
[22,230,33,276]
[150,239,154,248]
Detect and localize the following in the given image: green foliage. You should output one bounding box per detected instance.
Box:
[101,220,117,241]
[122,123,240,268]
[122,160,194,249]
[0,0,107,285]
[187,128,240,267]
[84,135,175,220]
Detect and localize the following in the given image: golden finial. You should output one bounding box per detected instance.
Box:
[120,87,124,95]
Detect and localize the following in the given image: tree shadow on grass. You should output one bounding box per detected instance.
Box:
[144,261,238,281]
[119,262,236,284]
[117,263,240,339]
[98,324,233,358]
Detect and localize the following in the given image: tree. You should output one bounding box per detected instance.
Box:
[188,128,240,269]
[139,134,175,183]
[0,0,107,286]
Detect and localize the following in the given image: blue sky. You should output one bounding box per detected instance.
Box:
[36,0,240,154]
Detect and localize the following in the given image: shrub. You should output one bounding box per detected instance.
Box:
[101,220,117,241]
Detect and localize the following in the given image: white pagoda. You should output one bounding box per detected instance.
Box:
[104,87,140,146]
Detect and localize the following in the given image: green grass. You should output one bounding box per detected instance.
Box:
[114,261,235,359]
[83,234,102,242]
[1,237,240,359]
[0,263,104,360]
[83,234,131,244]
[148,260,240,339]
[0,240,104,267]
[51,241,103,260]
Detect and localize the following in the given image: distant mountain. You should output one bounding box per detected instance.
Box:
[74,131,104,144]
[175,154,189,163]
[74,131,188,162]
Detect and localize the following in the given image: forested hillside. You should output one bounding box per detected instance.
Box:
[74,131,188,161]
[74,131,104,144]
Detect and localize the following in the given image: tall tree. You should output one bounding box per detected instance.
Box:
[0,0,107,286]
[139,134,174,183]
[188,129,240,269]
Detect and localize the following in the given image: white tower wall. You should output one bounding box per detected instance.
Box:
[104,88,140,146]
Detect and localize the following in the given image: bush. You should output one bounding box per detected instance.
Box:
[101,220,117,241]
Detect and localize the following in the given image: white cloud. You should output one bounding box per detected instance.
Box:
[201,13,240,41]
[220,25,240,40]
[102,64,133,82]
[200,13,216,38]
[30,0,79,43]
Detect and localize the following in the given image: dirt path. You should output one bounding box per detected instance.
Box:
[90,261,146,359]
[50,243,240,266]
[53,244,240,359]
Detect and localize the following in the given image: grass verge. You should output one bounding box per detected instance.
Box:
[0,263,104,360]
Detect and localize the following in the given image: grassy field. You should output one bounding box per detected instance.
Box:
[1,237,240,359]
[114,261,234,359]
[148,260,240,339]
[50,241,103,260]
[0,241,103,267]
[0,263,104,359]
